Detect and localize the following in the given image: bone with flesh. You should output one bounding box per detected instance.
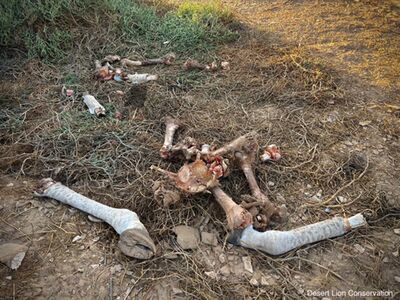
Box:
[94,60,113,81]
[235,150,287,230]
[83,94,106,116]
[0,243,28,270]
[127,73,158,84]
[230,214,366,255]
[34,178,156,259]
[261,144,281,162]
[121,53,176,67]
[102,55,121,64]
[160,117,181,159]
[211,186,253,230]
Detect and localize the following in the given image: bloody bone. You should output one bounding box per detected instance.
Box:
[211,186,253,230]
[95,60,113,81]
[35,178,156,259]
[121,53,176,68]
[160,117,181,159]
[261,144,281,162]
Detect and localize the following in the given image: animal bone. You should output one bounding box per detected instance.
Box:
[121,53,176,67]
[34,178,156,259]
[102,55,121,64]
[261,144,281,162]
[127,73,158,84]
[209,132,256,157]
[235,148,287,231]
[151,156,219,194]
[183,59,218,72]
[0,243,28,270]
[83,94,106,116]
[211,186,253,230]
[152,180,182,207]
[95,60,113,81]
[170,137,199,160]
[229,213,367,255]
[160,117,181,159]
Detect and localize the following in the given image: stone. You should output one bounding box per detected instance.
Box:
[242,256,253,274]
[219,265,231,276]
[267,181,275,187]
[393,229,400,235]
[201,232,218,246]
[204,271,218,280]
[173,226,200,250]
[0,243,28,270]
[249,277,259,286]
[394,276,400,283]
[336,196,347,203]
[72,235,83,243]
[354,244,365,254]
[218,253,227,264]
[6,183,14,187]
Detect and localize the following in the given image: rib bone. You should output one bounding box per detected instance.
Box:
[230,214,366,255]
[211,186,252,230]
[34,178,156,259]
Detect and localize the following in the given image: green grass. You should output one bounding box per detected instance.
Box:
[0,0,237,62]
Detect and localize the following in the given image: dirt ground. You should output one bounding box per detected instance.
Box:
[1,1,400,299]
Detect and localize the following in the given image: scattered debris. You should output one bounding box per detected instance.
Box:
[172,225,200,250]
[219,265,231,276]
[336,196,347,203]
[221,61,230,70]
[102,55,121,64]
[0,243,28,270]
[34,178,156,259]
[242,256,254,274]
[72,235,83,243]
[83,94,106,117]
[249,277,259,286]
[201,232,218,246]
[394,229,400,235]
[359,120,372,127]
[204,271,219,280]
[354,244,365,254]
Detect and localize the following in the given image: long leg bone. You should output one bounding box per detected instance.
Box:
[211,186,253,230]
[83,94,106,117]
[34,178,156,259]
[127,73,158,84]
[160,117,181,159]
[235,150,287,231]
[121,53,176,68]
[229,213,366,255]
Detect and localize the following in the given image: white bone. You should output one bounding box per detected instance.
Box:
[35,178,156,259]
[127,73,158,84]
[82,94,106,116]
[235,213,366,255]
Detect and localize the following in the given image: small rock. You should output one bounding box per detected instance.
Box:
[354,244,365,254]
[394,276,400,283]
[6,276,12,280]
[260,276,270,286]
[249,277,259,286]
[306,184,312,189]
[242,256,253,274]
[359,120,371,127]
[227,255,235,262]
[88,215,103,223]
[201,232,218,246]
[336,196,347,203]
[267,181,275,187]
[173,225,200,250]
[382,257,389,263]
[218,253,226,264]
[204,271,218,280]
[77,268,84,273]
[311,195,321,202]
[6,183,14,187]
[394,229,400,235]
[392,251,399,257]
[219,265,231,276]
[90,264,99,269]
[72,235,83,243]
[0,243,28,270]
[23,181,28,185]
[111,264,122,275]
[172,287,183,295]
[324,207,331,213]
[344,141,353,146]
[316,190,322,198]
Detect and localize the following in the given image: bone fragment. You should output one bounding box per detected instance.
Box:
[261,144,281,162]
[127,73,158,84]
[160,117,181,159]
[0,243,28,270]
[230,214,366,255]
[34,178,156,259]
[102,55,121,64]
[83,94,106,116]
[211,186,252,230]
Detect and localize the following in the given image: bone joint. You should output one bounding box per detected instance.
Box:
[232,213,366,255]
[35,178,156,259]
[211,186,253,230]
[83,94,106,117]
